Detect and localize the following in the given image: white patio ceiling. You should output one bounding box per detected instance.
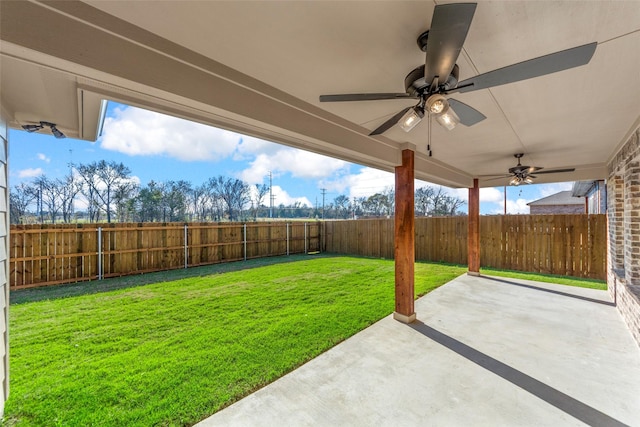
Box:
[1,1,639,188]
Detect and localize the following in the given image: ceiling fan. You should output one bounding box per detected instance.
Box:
[319,3,597,136]
[22,121,66,139]
[483,153,575,186]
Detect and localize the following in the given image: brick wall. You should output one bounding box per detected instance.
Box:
[607,126,640,347]
[529,204,584,214]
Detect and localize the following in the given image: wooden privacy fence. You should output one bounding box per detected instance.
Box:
[324,214,607,280]
[10,222,322,289]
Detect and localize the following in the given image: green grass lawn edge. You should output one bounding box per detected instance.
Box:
[11,254,606,305]
[479,266,606,290]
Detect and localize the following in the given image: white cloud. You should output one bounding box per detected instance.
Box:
[483,186,533,214]
[100,106,239,161]
[271,185,312,207]
[101,105,350,183]
[507,198,531,214]
[480,187,503,204]
[18,168,43,178]
[37,153,50,163]
[321,167,394,198]
[235,136,282,158]
[240,146,348,184]
[246,183,311,208]
[537,182,573,198]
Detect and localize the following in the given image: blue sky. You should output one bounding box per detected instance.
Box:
[9,102,571,214]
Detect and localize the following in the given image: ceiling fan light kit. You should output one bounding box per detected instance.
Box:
[319,3,596,138]
[399,106,425,132]
[426,94,447,114]
[437,107,459,131]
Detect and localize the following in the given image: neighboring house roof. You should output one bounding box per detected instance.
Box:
[527,191,583,206]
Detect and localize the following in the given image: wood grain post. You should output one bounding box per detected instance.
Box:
[394,149,416,323]
[468,178,480,275]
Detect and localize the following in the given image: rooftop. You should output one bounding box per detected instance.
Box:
[527,191,583,206]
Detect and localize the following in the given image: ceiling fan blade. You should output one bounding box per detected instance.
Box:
[454,42,597,94]
[526,166,543,173]
[319,93,413,102]
[424,3,477,88]
[482,175,512,182]
[534,168,576,175]
[369,107,413,136]
[448,98,486,126]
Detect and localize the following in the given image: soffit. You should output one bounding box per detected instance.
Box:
[2,1,639,188]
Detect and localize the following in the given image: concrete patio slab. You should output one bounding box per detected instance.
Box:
[197,274,640,426]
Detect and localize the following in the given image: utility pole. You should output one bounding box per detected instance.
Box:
[269,171,273,219]
[321,188,326,219]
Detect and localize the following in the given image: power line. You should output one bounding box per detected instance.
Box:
[321,188,326,219]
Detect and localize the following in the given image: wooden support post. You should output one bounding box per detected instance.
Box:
[468,178,480,275]
[394,149,416,323]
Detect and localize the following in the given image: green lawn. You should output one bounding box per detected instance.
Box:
[480,267,606,290]
[4,256,466,426]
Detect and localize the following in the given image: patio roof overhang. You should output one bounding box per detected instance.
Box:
[2,1,639,189]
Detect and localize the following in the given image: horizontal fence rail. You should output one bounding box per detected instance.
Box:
[324,215,606,280]
[10,215,605,289]
[10,222,322,289]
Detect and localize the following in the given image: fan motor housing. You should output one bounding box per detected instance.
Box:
[404,64,459,96]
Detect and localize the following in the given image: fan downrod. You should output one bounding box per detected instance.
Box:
[514,153,524,164]
[417,30,430,52]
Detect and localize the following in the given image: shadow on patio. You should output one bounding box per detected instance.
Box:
[198,274,640,426]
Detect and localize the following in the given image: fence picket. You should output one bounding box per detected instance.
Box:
[8,215,605,289]
[324,215,605,280]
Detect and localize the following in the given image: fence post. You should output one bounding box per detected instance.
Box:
[286,223,290,256]
[243,223,247,261]
[184,224,188,269]
[304,222,308,254]
[97,227,103,280]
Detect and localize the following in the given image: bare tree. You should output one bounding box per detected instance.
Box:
[76,160,133,223]
[75,162,100,222]
[10,183,37,224]
[415,187,435,216]
[251,184,269,220]
[209,176,250,221]
[33,176,64,223]
[382,187,395,216]
[58,174,82,223]
[333,195,351,219]
[416,186,465,216]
